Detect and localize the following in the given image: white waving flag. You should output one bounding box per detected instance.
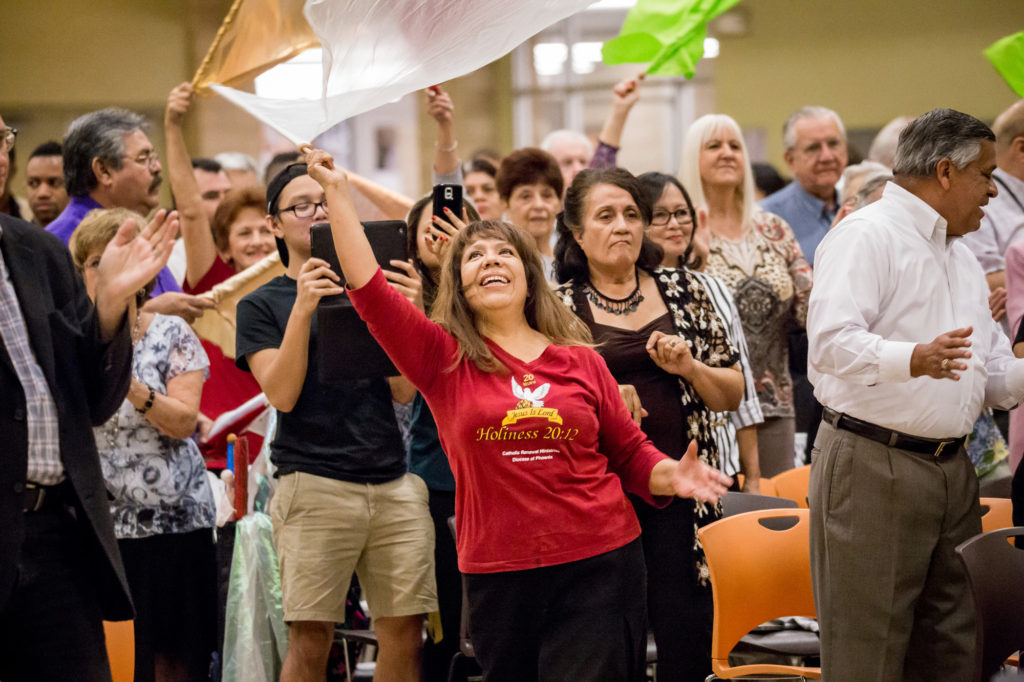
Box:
[199,0,596,145]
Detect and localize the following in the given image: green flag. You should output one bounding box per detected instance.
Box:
[602,0,742,78]
[985,31,1024,98]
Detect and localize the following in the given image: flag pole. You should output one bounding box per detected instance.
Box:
[192,0,245,90]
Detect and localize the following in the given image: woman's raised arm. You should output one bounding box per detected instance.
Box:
[304,147,379,290]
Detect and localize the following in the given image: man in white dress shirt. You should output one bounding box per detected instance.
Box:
[807,109,1024,681]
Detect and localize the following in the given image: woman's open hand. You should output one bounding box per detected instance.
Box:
[671,441,732,503]
[426,206,469,263]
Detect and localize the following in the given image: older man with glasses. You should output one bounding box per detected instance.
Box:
[807,109,1024,681]
[45,108,213,324]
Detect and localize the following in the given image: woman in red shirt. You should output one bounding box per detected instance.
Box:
[304,146,731,682]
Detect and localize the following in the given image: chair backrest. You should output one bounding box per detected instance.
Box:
[979,497,1014,533]
[721,491,798,517]
[697,508,820,679]
[770,464,811,508]
[955,526,1024,682]
[103,620,134,682]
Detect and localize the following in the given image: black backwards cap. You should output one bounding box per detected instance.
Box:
[266,162,309,267]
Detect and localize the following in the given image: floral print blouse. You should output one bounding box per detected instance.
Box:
[706,211,813,419]
[557,267,739,583]
[94,314,215,539]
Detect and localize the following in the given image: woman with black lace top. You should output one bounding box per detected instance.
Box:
[553,167,743,682]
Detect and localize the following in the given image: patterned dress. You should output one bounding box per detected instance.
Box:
[95,314,215,539]
[557,267,739,582]
[706,211,813,419]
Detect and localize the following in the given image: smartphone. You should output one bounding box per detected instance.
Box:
[432,184,463,231]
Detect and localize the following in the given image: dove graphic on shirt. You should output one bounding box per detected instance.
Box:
[511,376,550,408]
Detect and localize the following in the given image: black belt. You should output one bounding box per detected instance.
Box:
[822,408,965,460]
[22,482,72,513]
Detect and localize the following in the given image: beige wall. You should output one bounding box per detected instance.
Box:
[0,0,260,205]
[415,59,515,191]
[714,0,1024,167]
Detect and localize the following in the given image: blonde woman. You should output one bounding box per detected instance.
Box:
[680,114,812,477]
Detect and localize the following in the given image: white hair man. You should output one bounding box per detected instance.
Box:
[867,115,913,168]
[761,105,848,265]
[808,108,1024,681]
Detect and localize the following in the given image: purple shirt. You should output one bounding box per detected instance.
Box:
[46,196,181,296]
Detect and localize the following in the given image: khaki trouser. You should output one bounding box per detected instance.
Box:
[809,420,980,681]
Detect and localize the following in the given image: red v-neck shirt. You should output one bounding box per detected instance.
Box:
[349,269,670,573]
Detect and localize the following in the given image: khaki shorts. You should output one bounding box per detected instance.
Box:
[269,471,437,623]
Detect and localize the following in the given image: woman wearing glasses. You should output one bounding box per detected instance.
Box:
[638,171,764,494]
[680,114,813,478]
[552,167,744,682]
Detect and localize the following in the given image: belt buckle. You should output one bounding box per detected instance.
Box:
[25,484,45,512]
[933,441,949,459]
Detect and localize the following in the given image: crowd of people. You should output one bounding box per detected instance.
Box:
[1,67,1023,682]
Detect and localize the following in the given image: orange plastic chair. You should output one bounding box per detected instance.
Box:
[697,508,821,680]
[103,620,134,682]
[770,465,811,508]
[980,497,1014,533]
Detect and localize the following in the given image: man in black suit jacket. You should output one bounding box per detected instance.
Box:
[0,113,177,680]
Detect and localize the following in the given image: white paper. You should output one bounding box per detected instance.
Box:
[212,0,597,143]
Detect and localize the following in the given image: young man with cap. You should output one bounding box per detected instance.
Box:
[235,163,435,682]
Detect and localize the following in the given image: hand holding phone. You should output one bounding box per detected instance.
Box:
[432,184,462,235]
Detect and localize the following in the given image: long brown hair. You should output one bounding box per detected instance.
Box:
[431,220,592,374]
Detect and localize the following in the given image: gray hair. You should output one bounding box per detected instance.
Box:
[839,161,889,204]
[539,129,593,157]
[892,109,994,178]
[63,108,148,197]
[852,172,892,210]
[782,106,846,150]
[867,116,912,167]
[214,151,260,174]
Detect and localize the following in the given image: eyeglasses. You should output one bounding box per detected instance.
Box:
[650,209,694,227]
[0,127,17,153]
[124,149,159,170]
[278,200,328,219]
[795,138,844,158]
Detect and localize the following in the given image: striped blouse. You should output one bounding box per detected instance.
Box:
[689,269,764,476]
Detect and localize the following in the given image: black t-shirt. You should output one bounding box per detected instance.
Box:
[235,275,405,483]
